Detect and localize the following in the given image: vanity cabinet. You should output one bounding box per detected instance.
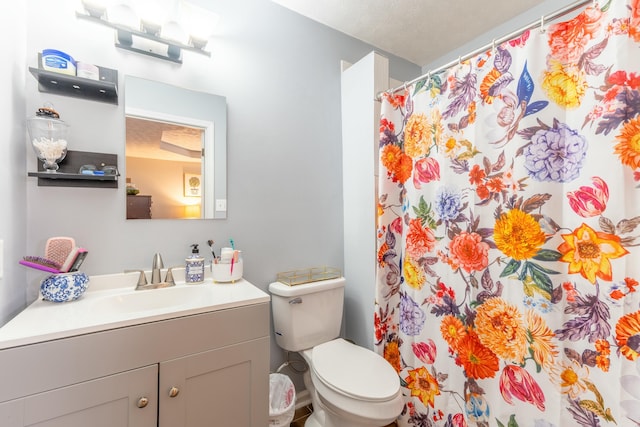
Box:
[0,302,269,427]
[127,194,152,219]
[0,365,158,427]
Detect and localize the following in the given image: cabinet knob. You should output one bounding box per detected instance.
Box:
[137,397,149,408]
[169,386,180,398]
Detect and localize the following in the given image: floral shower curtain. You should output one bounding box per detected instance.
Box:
[375,1,640,426]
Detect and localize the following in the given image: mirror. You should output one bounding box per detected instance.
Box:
[124,76,227,219]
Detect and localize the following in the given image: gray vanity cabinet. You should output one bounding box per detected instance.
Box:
[160,337,269,426]
[0,302,270,427]
[0,365,158,427]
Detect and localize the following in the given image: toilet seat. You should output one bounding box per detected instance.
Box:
[311,338,400,402]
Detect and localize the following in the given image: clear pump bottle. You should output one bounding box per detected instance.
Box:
[185,244,205,284]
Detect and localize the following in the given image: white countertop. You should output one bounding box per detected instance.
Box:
[0,271,270,350]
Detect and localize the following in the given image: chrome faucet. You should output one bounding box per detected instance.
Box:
[127,253,176,290]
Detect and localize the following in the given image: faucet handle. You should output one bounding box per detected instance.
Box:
[125,269,148,287]
[164,267,176,287]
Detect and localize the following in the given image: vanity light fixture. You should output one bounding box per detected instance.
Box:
[76,0,216,64]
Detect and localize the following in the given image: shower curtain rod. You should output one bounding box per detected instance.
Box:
[376,0,594,101]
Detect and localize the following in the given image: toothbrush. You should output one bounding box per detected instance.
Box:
[207,239,216,260]
[229,238,235,275]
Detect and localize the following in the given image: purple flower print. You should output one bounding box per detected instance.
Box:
[399,292,426,336]
[435,186,462,222]
[523,122,587,183]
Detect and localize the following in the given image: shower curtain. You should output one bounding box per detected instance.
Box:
[375,1,640,425]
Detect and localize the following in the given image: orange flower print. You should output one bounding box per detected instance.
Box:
[614,116,640,170]
[383,89,407,109]
[455,332,500,380]
[595,339,611,372]
[384,340,402,373]
[404,113,431,158]
[474,298,527,363]
[631,0,640,42]
[493,209,546,261]
[377,241,389,268]
[526,310,558,372]
[616,311,640,361]
[558,223,629,284]
[448,232,490,273]
[480,68,502,104]
[440,315,467,349]
[476,184,490,200]
[468,164,486,185]
[406,218,436,258]
[405,366,441,408]
[547,6,603,64]
[379,117,395,135]
[381,144,412,184]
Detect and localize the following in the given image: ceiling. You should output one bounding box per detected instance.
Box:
[126,117,203,163]
[272,0,548,67]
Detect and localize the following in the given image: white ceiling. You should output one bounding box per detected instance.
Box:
[126,117,203,163]
[272,0,549,67]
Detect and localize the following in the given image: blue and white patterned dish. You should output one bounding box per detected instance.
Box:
[40,272,89,302]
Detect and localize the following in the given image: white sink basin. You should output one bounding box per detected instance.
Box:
[0,271,270,350]
[92,285,211,314]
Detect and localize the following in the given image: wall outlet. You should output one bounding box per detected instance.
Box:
[215,199,227,212]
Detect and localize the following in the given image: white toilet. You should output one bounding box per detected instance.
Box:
[269,277,404,427]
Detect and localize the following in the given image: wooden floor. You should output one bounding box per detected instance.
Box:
[290,404,398,426]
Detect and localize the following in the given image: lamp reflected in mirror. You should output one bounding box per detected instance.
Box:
[124,75,227,220]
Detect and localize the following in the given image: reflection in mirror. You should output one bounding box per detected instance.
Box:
[124,76,227,220]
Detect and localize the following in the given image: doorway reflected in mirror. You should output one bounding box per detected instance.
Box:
[124,76,227,220]
[126,116,205,219]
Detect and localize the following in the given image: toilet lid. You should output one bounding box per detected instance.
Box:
[311,339,400,401]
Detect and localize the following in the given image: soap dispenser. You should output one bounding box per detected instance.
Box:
[185,244,205,284]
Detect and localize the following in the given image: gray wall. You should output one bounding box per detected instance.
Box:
[0,3,27,326]
[2,0,420,381]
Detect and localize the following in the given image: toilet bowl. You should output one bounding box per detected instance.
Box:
[269,278,405,426]
[301,338,404,427]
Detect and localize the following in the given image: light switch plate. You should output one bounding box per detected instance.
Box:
[215,199,227,211]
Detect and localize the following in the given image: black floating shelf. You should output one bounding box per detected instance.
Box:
[28,150,118,188]
[29,55,118,105]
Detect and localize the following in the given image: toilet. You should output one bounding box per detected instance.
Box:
[269,277,404,427]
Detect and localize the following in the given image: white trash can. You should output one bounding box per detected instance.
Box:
[268,373,296,426]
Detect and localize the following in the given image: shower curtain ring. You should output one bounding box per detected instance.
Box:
[540,15,545,33]
[491,39,496,54]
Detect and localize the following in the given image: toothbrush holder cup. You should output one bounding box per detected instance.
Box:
[211,253,243,283]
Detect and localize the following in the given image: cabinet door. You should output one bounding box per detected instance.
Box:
[0,364,158,427]
[159,336,269,427]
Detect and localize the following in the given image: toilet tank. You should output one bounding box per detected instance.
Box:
[269,277,345,352]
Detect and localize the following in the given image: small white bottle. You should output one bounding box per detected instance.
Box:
[185,244,205,284]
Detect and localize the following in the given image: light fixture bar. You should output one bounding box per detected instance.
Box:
[76,12,211,63]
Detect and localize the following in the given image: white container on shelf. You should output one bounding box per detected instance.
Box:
[41,49,76,76]
[76,61,99,80]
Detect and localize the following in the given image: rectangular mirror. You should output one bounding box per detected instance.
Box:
[124,76,227,219]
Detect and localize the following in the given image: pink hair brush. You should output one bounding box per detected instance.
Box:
[45,237,75,267]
